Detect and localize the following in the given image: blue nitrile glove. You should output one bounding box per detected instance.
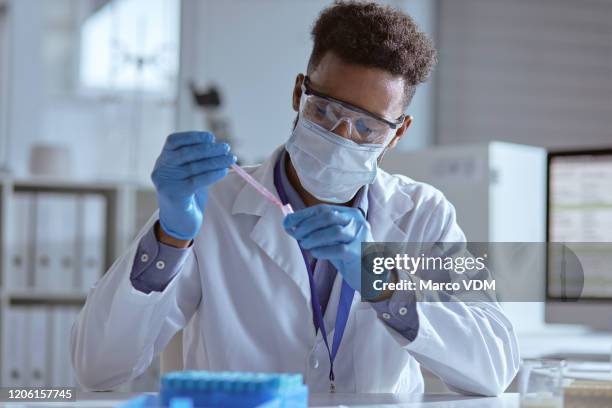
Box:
[151,131,236,241]
[283,204,374,293]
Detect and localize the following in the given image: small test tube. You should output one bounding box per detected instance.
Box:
[230,164,293,215]
[281,203,294,216]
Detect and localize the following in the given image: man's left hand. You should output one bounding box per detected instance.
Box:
[283,204,373,292]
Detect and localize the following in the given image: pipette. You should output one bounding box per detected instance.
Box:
[230,164,294,216]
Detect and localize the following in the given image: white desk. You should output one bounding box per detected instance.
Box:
[1,392,519,407]
[310,393,518,407]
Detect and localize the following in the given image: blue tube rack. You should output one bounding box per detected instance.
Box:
[157,370,308,408]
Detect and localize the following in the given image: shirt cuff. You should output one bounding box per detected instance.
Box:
[130,223,192,293]
[369,277,419,341]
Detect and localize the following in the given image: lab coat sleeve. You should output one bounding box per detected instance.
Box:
[71,211,202,391]
[386,201,520,396]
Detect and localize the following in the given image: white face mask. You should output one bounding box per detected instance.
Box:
[285,115,389,203]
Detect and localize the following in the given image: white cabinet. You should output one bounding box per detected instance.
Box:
[383,141,547,242]
[383,142,548,333]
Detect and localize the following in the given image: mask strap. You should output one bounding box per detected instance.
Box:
[378,120,406,163]
[378,134,396,164]
[377,146,387,165]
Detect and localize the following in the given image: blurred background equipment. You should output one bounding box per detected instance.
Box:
[28,144,72,177]
[564,380,612,408]
[546,149,612,331]
[383,141,547,243]
[190,82,236,153]
[518,359,565,408]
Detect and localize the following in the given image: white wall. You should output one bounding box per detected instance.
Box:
[176,0,439,164]
[3,0,44,176]
[7,0,610,180]
[437,0,612,149]
[2,0,176,183]
[396,0,438,152]
[0,0,9,166]
[3,0,437,180]
[40,97,175,182]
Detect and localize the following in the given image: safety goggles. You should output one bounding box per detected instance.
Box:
[300,76,406,145]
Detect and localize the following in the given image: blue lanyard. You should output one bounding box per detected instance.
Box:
[273,158,356,392]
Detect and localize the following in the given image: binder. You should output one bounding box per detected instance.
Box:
[9,193,33,290]
[51,306,76,386]
[79,194,106,291]
[2,307,28,387]
[66,308,80,387]
[34,193,79,291]
[27,307,49,386]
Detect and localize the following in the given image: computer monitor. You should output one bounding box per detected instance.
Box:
[546,149,612,330]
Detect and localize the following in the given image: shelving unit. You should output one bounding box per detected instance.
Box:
[0,176,157,387]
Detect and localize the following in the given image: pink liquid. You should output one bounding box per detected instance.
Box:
[231,164,293,215]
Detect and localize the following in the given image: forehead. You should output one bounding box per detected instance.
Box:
[308,52,406,119]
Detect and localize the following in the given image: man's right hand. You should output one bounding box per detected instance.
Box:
[152,131,236,242]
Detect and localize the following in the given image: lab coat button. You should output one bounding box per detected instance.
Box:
[156,260,166,270]
[140,253,149,263]
[398,307,408,316]
[382,312,391,320]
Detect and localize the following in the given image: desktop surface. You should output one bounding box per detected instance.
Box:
[0,391,519,407]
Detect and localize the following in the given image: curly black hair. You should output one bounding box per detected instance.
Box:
[308,1,437,105]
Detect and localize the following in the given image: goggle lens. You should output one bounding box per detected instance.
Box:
[301,94,395,145]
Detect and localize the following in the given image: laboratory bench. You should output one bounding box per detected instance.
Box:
[0,391,519,407]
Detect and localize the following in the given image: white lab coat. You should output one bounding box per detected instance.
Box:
[71,146,519,395]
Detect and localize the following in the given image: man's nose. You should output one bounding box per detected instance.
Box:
[331,119,353,140]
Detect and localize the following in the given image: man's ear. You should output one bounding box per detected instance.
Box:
[292,74,305,112]
[387,115,412,149]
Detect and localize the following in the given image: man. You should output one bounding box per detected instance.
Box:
[72,1,519,395]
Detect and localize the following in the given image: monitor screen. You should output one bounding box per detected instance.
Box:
[547,151,612,300]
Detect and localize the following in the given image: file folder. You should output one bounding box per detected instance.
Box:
[51,306,76,386]
[2,308,28,387]
[67,308,80,387]
[27,307,49,386]
[34,193,79,291]
[79,194,106,291]
[9,193,33,290]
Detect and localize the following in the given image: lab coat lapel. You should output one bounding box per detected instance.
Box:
[368,172,414,242]
[250,205,311,302]
[232,146,312,303]
[342,175,414,311]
